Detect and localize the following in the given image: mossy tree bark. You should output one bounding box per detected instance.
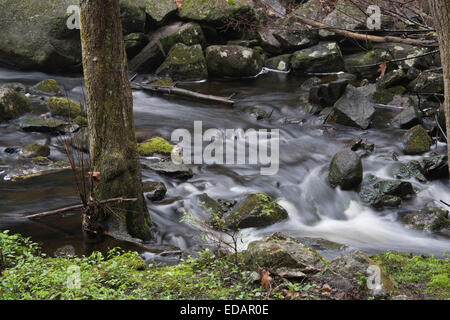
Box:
[428,1,450,177]
[80,0,152,240]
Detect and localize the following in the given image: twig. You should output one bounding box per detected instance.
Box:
[440,200,450,208]
[354,49,440,68]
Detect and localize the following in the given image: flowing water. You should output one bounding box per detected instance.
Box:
[0,67,449,258]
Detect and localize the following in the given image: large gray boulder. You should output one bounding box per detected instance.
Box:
[178,0,255,24]
[0,88,32,122]
[291,42,344,74]
[402,125,432,155]
[392,106,422,129]
[205,45,263,77]
[328,150,363,190]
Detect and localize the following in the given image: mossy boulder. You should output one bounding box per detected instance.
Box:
[205,45,263,77]
[143,181,167,201]
[32,79,61,95]
[47,97,82,118]
[328,150,363,190]
[402,125,432,155]
[244,232,327,275]
[178,0,255,24]
[145,0,177,24]
[74,116,88,127]
[137,137,174,156]
[264,54,291,72]
[224,193,288,229]
[119,0,147,35]
[155,44,208,81]
[291,42,344,74]
[0,88,32,121]
[21,144,50,158]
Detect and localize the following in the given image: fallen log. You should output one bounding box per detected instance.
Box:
[131,83,235,105]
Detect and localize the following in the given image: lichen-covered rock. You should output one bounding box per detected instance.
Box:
[225,193,288,229]
[264,54,291,72]
[206,45,263,78]
[401,207,450,236]
[402,125,432,155]
[343,49,388,79]
[32,79,61,96]
[179,0,255,24]
[143,181,167,201]
[138,137,174,156]
[155,44,208,81]
[328,150,363,190]
[373,180,414,198]
[47,97,82,118]
[291,42,344,74]
[359,186,383,208]
[145,0,177,24]
[328,84,376,129]
[376,69,407,89]
[244,232,327,274]
[392,106,422,129]
[21,116,69,134]
[0,88,32,121]
[408,71,444,94]
[21,144,50,158]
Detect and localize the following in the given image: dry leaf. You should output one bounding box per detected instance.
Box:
[259,268,273,290]
[377,61,387,79]
[321,283,331,292]
[282,289,300,299]
[88,171,101,183]
[173,0,184,9]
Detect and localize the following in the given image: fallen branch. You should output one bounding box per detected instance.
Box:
[292,13,437,47]
[15,198,138,220]
[131,83,235,105]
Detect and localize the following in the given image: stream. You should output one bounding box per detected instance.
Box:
[0,66,449,259]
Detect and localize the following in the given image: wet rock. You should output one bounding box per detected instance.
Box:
[143,181,167,201]
[155,44,208,81]
[248,107,269,120]
[291,42,344,74]
[21,144,50,158]
[178,0,255,24]
[408,71,444,94]
[373,180,414,198]
[32,79,61,96]
[0,88,32,121]
[381,195,402,208]
[129,22,206,73]
[392,106,422,129]
[402,125,432,155]
[401,207,450,236]
[1,82,28,94]
[320,250,395,298]
[328,150,363,190]
[392,160,425,182]
[328,84,376,129]
[4,159,70,182]
[21,116,69,134]
[124,33,149,58]
[225,193,288,229]
[419,154,449,180]
[348,138,374,152]
[244,232,327,275]
[142,160,193,180]
[257,28,283,54]
[264,54,291,72]
[206,45,263,78]
[376,69,407,90]
[47,97,83,118]
[145,0,177,24]
[198,193,224,217]
[138,137,174,156]
[359,186,383,208]
[309,78,349,108]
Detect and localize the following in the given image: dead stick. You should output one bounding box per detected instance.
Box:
[131,83,235,105]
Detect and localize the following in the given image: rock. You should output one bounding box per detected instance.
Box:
[71,128,89,152]
[402,125,432,155]
[343,50,388,79]
[381,195,402,208]
[392,106,422,129]
[392,160,425,182]
[419,154,449,180]
[264,54,291,72]
[373,180,414,198]
[129,22,206,73]
[225,193,288,229]
[291,42,344,74]
[244,232,327,274]
[376,69,407,89]
[1,82,28,94]
[155,44,208,81]
[138,137,174,156]
[3,159,70,182]
[408,71,444,93]
[142,160,193,180]
[319,1,368,36]
[372,85,406,105]
[401,207,450,236]
[227,39,259,47]
[21,116,69,134]
[47,97,82,118]
[32,79,61,96]
[198,193,224,218]
[257,28,282,54]
[74,116,88,127]
[348,138,374,152]
[143,181,167,201]
[359,187,383,208]
[0,88,32,121]
[320,250,395,298]
[124,33,149,58]
[54,245,76,258]
[206,45,263,78]
[328,150,363,190]
[21,144,50,158]
[309,78,349,108]
[145,0,177,24]
[119,0,146,35]
[328,84,376,129]
[248,107,269,120]
[178,0,255,24]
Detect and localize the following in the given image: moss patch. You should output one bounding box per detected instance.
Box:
[137,137,174,156]
[34,79,61,95]
[47,97,82,118]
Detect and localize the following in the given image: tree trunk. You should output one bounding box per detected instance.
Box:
[80,0,152,240]
[428,0,450,177]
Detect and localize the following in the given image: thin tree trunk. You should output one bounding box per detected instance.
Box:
[428,0,450,177]
[80,0,152,239]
